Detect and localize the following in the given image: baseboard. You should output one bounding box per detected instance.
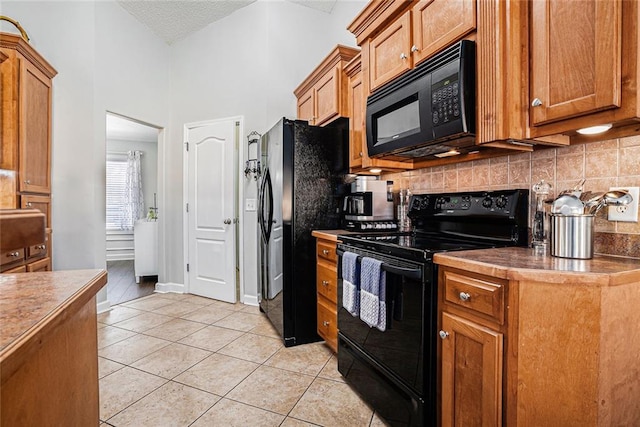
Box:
[242,294,259,306]
[96,299,112,314]
[155,282,185,294]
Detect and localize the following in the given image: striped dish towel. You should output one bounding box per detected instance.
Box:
[341,251,360,316]
[359,257,386,332]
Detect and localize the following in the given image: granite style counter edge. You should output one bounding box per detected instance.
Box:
[311,229,361,242]
[0,269,107,360]
[434,247,640,286]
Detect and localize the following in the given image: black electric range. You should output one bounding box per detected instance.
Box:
[336,189,529,427]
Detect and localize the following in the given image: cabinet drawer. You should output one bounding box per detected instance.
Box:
[317,263,338,303]
[317,295,338,352]
[1,248,25,267]
[27,242,47,259]
[317,240,337,262]
[443,270,504,324]
[26,256,51,272]
[3,264,26,273]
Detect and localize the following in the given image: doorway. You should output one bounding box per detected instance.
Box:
[105,112,161,305]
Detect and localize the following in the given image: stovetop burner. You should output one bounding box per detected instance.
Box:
[339,189,530,261]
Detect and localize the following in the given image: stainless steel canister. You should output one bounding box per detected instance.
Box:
[550,214,594,259]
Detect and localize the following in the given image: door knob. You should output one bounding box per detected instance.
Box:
[223,218,232,224]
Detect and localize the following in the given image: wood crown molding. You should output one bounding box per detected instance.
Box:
[343,52,362,77]
[0,32,57,78]
[347,0,414,44]
[293,44,359,97]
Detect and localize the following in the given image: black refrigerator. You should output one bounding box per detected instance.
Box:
[258,117,348,347]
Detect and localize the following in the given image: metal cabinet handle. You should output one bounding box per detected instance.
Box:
[36,244,46,250]
[27,202,32,207]
[8,251,20,257]
[223,218,232,224]
[24,179,30,184]
[322,249,329,255]
[359,152,363,157]
[411,45,419,53]
[400,52,407,60]
[459,292,471,302]
[323,321,330,327]
[439,330,449,340]
[321,280,329,286]
[531,98,543,107]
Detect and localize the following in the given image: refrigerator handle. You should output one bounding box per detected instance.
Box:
[258,171,267,242]
[265,170,273,241]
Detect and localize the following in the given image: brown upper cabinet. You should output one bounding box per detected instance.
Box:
[1,33,57,194]
[294,45,360,127]
[530,0,621,127]
[361,1,476,92]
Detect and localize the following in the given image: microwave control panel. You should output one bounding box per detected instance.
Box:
[431,73,460,127]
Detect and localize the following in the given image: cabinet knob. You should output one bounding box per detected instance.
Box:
[411,45,419,53]
[24,179,30,184]
[439,330,449,340]
[321,280,329,286]
[323,321,330,327]
[400,53,408,60]
[531,98,543,107]
[322,249,329,255]
[359,152,363,157]
[27,202,32,207]
[459,292,471,302]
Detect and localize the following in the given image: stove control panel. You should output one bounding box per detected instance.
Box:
[408,189,529,220]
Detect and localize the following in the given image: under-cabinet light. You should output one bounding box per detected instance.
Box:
[434,150,461,158]
[576,124,612,135]
[369,168,382,174]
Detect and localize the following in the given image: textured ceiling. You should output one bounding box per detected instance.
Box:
[117,0,337,45]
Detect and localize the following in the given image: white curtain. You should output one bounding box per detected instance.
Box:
[121,150,144,230]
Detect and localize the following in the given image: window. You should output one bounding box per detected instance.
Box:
[106,154,129,230]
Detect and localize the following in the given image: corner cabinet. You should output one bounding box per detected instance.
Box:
[344,54,409,173]
[294,45,359,127]
[435,248,640,427]
[0,32,56,270]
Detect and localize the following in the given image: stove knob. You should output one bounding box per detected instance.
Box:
[482,197,493,209]
[495,195,508,209]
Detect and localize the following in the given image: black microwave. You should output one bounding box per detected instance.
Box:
[366,40,476,159]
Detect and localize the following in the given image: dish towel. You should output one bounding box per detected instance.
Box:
[342,251,360,316]
[360,257,387,332]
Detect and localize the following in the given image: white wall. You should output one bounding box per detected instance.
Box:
[169,0,366,301]
[1,1,171,309]
[2,0,367,305]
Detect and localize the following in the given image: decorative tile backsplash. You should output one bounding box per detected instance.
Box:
[383,135,640,258]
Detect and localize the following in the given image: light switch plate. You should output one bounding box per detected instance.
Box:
[607,187,639,222]
[245,198,256,212]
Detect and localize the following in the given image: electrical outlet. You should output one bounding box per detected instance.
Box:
[607,187,639,222]
[245,198,256,212]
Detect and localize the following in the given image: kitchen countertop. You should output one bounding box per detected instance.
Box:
[434,247,640,286]
[311,229,361,242]
[0,269,107,354]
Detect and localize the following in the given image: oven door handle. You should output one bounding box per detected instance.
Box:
[336,249,422,281]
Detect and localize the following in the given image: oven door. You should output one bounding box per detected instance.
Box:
[337,245,437,426]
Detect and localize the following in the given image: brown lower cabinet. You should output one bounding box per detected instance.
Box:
[437,257,640,427]
[313,235,339,352]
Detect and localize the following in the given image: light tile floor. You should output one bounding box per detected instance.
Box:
[97,292,389,426]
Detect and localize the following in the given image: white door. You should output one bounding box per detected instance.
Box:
[185,118,238,302]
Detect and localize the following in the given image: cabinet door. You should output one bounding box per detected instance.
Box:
[440,312,503,427]
[530,0,621,126]
[315,67,340,126]
[369,11,412,91]
[412,0,476,65]
[21,194,51,228]
[349,69,365,169]
[297,88,315,125]
[19,58,53,194]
